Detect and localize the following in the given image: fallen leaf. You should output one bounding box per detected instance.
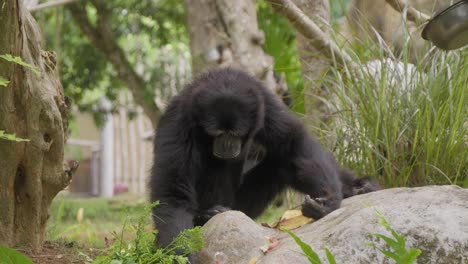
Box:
[281,210,303,219]
[262,210,313,230]
[260,236,280,254]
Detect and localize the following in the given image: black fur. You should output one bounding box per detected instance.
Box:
[149,68,379,259]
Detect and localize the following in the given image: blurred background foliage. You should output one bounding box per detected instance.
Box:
[35,0,188,123]
[35,0,307,114]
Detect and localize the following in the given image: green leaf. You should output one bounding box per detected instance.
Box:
[284,229,322,264]
[0,130,30,142]
[324,248,336,264]
[0,245,33,264]
[369,210,422,264]
[0,76,9,87]
[378,249,401,262]
[0,54,41,76]
[390,229,406,246]
[403,249,422,264]
[371,234,400,251]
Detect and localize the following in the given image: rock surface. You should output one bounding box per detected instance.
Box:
[197,186,468,264]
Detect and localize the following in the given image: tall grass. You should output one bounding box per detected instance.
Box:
[316,39,467,187]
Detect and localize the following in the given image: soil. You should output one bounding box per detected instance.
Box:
[22,241,101,264]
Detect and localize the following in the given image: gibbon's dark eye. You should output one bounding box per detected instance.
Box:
[213,133,241,159]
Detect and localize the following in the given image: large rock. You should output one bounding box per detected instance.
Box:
[197,186,468,264]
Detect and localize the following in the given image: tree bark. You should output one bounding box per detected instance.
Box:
[185,0,288,96]
[67,0,161,127]
[0,0,71,251]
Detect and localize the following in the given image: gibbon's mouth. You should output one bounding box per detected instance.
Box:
[213,134,242,159]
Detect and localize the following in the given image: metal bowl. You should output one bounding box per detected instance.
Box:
[421,0,468,50]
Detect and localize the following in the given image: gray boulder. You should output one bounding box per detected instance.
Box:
[197,186,468,264]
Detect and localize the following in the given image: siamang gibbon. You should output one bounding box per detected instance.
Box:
[149,68,379,260]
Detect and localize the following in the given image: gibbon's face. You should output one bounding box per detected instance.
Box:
[194,85,260,160]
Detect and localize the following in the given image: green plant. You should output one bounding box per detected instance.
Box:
[52,219,100,246]
[0,130,30,142]
[286,211,421,264]
[0,76,9,87]
[320,35,468,187]
[47,195,149,246]
[367,211,421,264]
[48,199,100,245]
[49,197,115,222]
[0,54,40,76]
[92,201,204,264]
[284,229,336,264]
[0,54,39,141]
[0,245,33,264]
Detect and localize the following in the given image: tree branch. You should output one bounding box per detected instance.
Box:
[29,0,78,12]
[267,0,353,67]
[384,0,430,25]
[67,1,161,127]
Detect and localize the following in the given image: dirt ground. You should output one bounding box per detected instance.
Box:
[22,241,101,264]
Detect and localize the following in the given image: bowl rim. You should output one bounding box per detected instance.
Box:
[421,0,468,41]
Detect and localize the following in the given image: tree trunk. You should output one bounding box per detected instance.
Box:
[185,0,288,96]
[292,0,330,121]
[0,0,71,251]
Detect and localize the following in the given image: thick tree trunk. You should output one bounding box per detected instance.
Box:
[185,0,288,96]
[292,0,330,120]
[0,0,71,251]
